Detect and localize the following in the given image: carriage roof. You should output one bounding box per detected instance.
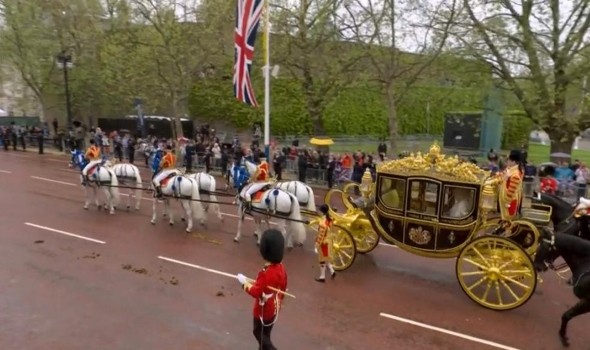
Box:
[376,142,490,185]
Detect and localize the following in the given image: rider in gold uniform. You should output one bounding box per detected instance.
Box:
[153,145,177,197]
[244,153,271,208]
[81,139,103,184]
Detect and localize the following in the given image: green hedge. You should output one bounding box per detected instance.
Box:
[189,78,530,145]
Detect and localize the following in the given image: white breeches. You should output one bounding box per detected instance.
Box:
[82,160,103,176]
[244,182,270,201]
[153,169,176,185]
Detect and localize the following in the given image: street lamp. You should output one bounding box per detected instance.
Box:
[56,50,73,131]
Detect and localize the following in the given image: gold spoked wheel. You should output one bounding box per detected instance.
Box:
[329,224,357,271]
[456,236,537,311]
[351,223,380,254]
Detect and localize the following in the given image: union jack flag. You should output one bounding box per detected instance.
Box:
[233,0,264,107]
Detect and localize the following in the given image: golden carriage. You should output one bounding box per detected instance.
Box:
[309,142,552,310]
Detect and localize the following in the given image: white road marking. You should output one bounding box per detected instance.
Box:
[30,176,77,186]
[24,222,106,244]
[158,256,238,279]
[379,313,521,350]
[0,169,12,173]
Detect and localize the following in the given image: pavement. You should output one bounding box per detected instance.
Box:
[0,149,588,350]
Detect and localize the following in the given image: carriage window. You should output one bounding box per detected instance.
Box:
[408,180,439,216]
[442,186,475,219]
[379,178,405,210]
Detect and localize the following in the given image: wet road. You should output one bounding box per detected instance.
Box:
[0,150,587,350]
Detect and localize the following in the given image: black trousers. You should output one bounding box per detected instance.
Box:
[253,317,276,350]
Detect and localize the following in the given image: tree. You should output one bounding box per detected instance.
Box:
[437,0,590,154]
[131,0,214,140]
[341,0,459,152]
[0,0,61,119]
[271,0,368,135]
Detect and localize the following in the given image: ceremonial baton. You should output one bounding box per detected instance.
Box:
[157,256,295,299]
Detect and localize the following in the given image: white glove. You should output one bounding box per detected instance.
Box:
[314,247,318,254]
[237,273,247,285]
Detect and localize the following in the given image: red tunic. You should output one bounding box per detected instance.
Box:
[243,263,288,321]
[540,177,557,194]
[501,166,523,218]
[315,218,332,261]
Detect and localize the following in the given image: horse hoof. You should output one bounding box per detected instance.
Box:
[169,222,174,226]
[181,217,186,222]
[110,211,115,215]
[151,220,156,225]
[185,229,191,233]
[559,331,570,347]
[126,205,131,210]
[287,246,293,251]
[135,207,140,211]
[233,238,239,243]
[83,206,89,210]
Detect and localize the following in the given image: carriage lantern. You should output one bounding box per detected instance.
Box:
[360,169,374,198]
[481,178,499,210]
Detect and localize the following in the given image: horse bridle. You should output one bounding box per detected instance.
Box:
[541,229,571,281]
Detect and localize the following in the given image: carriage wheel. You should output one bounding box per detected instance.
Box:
[330,224,357,271]
[351,225,380,254]
[456,236,537,311]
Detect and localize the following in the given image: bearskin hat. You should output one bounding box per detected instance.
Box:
[259,229,285,263]
[543,165,556,177]
[508,150,522,163]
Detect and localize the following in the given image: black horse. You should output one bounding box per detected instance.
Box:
[534,227,590,347]
[532,192,590,239]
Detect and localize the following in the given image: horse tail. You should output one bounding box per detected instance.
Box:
[287,193,306,245]
[207,175,222,218]
[110,170,121,206]
[134,166,143,204]
[304,183,317,211]
[190,178,205,222]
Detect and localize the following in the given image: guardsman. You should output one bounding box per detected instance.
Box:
[237,229,288,350]
[499,149,524,220]
[314,204,336,282]
[244,152,271,207]
[153,145,176,197]
[81,139,103,183]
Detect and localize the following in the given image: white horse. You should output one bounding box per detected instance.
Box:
[234,184,307,249]
[241,160,316,212]
[186,172,224,223]
[80,163,120,215]
[274,181,316,211]
[107,162,143,211]
[150,170,205,233]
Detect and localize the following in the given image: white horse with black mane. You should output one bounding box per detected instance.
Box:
[106,161,143,211]
[150,168,205,233]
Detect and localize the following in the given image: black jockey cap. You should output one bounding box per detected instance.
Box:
[165,145,172,150]
[319,204,330,215]
[89,139,95,145]
[508,150,522,163]
[259,229,285,263]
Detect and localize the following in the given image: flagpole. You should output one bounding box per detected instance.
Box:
[262,0,271,159]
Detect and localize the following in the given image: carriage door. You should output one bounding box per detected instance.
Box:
[405,179,440,250]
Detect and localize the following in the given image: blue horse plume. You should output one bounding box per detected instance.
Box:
[70,149,88,171]
[232,163,250,190]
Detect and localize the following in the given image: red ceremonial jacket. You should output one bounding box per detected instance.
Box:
[255,161,270,181]
[243,263,288,321]
[540,177,557,195]
[501,165,523,218]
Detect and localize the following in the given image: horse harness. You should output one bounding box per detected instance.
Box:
[542,230,590,287]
